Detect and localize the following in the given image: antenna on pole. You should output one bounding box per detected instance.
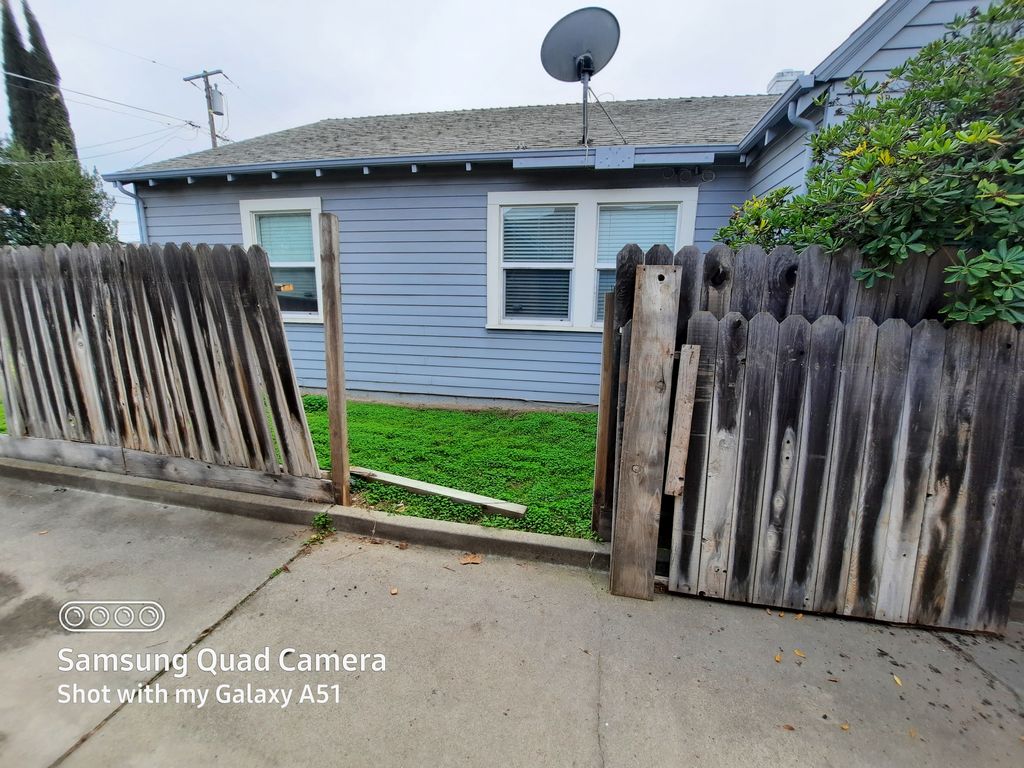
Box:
[541,8,620,146]
[183,69,226,148]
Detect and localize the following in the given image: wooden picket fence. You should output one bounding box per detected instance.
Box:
[599,243,1024,633]
[0,242,332,502]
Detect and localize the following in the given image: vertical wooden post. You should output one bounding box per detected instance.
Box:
[319,212,351,505]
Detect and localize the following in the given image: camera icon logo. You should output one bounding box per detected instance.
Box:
[59,601,165,633]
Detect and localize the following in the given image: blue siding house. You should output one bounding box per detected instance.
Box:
[106,0,983,406]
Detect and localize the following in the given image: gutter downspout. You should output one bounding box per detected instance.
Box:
[787,100,817,192]
[114,181,148,244]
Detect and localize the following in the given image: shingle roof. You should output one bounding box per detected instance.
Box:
[122,95,778,175]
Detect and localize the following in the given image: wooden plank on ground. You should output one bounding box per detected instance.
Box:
[669,311,719,594]
[592,292,616,536]
[726,311,779,602]
[350,466,525,518]
[843,318,913,617]
[909,323,981,626]
[752,314,811,606]
[813,317,878,612]
[782,315,845,609]
[697,312,748,598]
[610,264,681,600]
[664,346,700,496]
[945,321,1017,630]
[874,320,945,622]
[729,245,769,318]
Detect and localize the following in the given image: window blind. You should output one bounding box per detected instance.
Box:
[501,206,575,262]
[596,204,679,265]
[256,212,315,263]
[504,269,571,319]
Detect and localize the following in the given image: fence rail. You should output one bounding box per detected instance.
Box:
[0,242,330,502]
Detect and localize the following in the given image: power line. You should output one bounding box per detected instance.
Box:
[64,33,188,75]
[1,69,202,128]
[78,126,185,150]
[5,80,185,127]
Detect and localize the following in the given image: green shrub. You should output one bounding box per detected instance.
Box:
[715,0,1024,323]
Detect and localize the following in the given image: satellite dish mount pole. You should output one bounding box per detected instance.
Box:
[576,53,595,146]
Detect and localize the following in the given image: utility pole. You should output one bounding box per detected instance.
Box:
[183,69,224,149]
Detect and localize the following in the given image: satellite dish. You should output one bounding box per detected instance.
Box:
[540,7,620,145]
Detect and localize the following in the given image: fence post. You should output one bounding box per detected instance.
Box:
[319,213,351,506]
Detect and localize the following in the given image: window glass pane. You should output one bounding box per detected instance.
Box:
[256,212,314,263]
[271,267,318,313]
[501,206,575,262]
[594,269,616,321]
[596,204,678,266]
[504,269,570,319]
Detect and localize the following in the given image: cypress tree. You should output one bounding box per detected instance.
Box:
[21,0,75,155]
[1,0,34,149]
[1,1,75,157]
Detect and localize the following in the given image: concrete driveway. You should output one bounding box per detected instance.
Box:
[1,474,1021,767]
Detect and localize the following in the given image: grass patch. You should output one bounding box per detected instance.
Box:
[304,396,598,540]
[0,395,598,538]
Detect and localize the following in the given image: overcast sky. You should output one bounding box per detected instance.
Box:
[2,0,883,241]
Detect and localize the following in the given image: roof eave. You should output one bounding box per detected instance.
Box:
[103,143,743,183]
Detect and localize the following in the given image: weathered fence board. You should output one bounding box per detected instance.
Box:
[727,312,778,603]
[669,311,719,594]
[752,314,811,607]
[697,312,748,598]
[0,242,326,502]
[610,265,681,600]
[782,315,844,610]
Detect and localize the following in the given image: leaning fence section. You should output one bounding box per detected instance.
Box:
[598,243,1023,633]
[0,242,330,502]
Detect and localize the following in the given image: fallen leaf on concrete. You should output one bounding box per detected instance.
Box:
[794,649,806,659]
[581,648,591,655]
[36,530,48,535]
[779,612,786,618]
[840,723,850,731]
[281,564,290,573]
[908,727,917,739]
[459,553,483,565]
[827,678,840,683]
[766,608,773,615]
[782,724,796,731]
[389,587,398,596]
[795,613,804,620]
[774,653,782,663]
[893,673,903,687]
[397,542,409,550]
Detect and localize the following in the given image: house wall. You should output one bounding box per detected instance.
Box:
[748,0,988,201]
[138,162,747,405]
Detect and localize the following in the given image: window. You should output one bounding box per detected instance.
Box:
[240,197,323,322]
[486,188,698,331]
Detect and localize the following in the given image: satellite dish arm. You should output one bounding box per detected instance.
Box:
[576,54,594,146]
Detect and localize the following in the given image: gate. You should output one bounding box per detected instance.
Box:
[598,243,1024,633]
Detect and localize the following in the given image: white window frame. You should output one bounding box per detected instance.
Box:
[486,187,698,332]
[240,197,323,324]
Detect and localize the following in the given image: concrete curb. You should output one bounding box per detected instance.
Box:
[0,458,610,571]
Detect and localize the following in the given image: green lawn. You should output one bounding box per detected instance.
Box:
[306,397,598,539]
[0,396,598,539]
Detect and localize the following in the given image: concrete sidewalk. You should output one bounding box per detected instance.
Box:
[1,476,1021,767]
